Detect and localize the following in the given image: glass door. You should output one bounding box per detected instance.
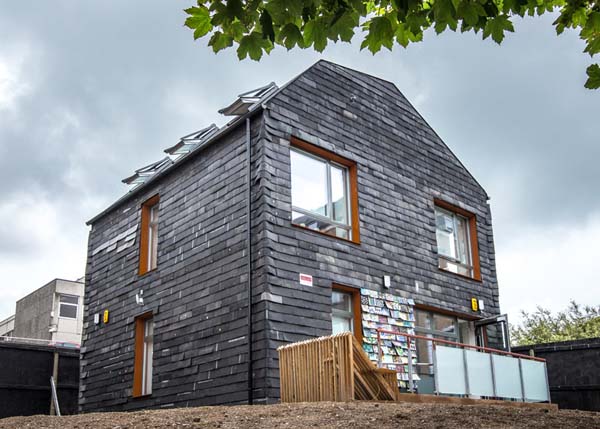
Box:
[475,314,511,352]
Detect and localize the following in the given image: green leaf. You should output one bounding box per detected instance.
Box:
[458,1,486,27]
[361,16,394,53]
[483,14,514,43]
[237,32,272,60]
[208,31,233,52]
[432,0,457,33]
[225,0,244,20]
[304,18,329,52]
[585,63,600,89]
[260,9,275,42]
[329,11,359,42]
[279,23,305,49]
[184,6,213,40]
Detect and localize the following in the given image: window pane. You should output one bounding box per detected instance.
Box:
[290,150,328,217]
[433,314,456,334]
[150,204,159,223]
[60,295,78,305]
[435,209,456,259]
[149,223,158,270]
[332,314,352,334]
[143,318,153,395]
[60,304,77,318]
[416,337,433,375]
[332,291,352,312]
[438,258,471,277]
[292,211,350,239]
[455,215,470,265]
[415,310,430,329]
[331,165,347,225]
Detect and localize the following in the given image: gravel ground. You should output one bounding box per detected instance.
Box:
[1,402,599,429]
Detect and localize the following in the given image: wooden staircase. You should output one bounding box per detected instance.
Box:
[278,332,399,402]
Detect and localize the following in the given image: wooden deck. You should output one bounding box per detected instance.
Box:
[277,333,558,410]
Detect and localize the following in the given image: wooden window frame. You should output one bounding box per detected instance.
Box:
[434,199,481,282]
[332,284,363,344]
[290,137,360,244]
[133,312,153,398]
[139,194,159,276]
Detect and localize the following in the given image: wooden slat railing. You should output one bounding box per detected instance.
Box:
[278,332,399,402]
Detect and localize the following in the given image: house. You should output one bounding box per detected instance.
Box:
[6,278,84,345]
[80,60,505,412]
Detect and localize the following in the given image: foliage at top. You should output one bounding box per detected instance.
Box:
[511,300,600,346]
[184,0,600,89]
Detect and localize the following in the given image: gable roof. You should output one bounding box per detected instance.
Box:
[303,60,489,199]
[87,60,487,225]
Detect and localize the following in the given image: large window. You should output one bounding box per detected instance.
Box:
[434,200,480,280]
[59,294,78,319]
[290,138,359,243]
[331,285,362,342]
[414,308,471,393]
[133,314,153,397]
[139,195,159,275]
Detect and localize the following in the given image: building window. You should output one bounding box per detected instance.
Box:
[133,314,153,397]
[414,308,470,390]
[59,295,78,319]
[139,195,159,275]
[434,200,480,280]
[331,284,362,343]
[290,138,360,243]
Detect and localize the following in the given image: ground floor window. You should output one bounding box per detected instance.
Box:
[413,308,472,393]
[133,313,153,397]
[330,284,362,343]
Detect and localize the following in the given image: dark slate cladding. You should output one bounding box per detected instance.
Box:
[80,117,270,411]
[81,60,500,410]
[258,61,499,399]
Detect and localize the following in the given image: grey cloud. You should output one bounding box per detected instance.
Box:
[0,2,598,319]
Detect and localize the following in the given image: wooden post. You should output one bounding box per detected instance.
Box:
[49,351,59,415]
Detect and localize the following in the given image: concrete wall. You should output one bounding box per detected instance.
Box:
[13,279,84,343]
[52,280,85,344]
[0,315,15,337]
[13,281,55,340]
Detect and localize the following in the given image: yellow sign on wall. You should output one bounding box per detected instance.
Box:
[471,298,479,312]
[103,309,109,324]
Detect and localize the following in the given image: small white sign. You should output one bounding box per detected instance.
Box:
[299,273,313,287]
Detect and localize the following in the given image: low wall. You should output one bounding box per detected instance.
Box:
[513,337,600,411]
[0,341,79,417]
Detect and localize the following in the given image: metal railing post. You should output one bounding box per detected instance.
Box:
[490,353,497,398]
[518,358,526,402]
[544,362,552,403]
[376,330,382,368]
[462,348,470,397]
[407,336,414,393]
[432,340,439,395]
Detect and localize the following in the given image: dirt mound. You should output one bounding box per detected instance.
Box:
[1,401,599,429]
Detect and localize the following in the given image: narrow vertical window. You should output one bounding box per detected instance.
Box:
[331,284,362,343]
[133,314,153,397]
[139,195,159,275]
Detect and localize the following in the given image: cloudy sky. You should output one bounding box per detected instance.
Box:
[0,1,598,325]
